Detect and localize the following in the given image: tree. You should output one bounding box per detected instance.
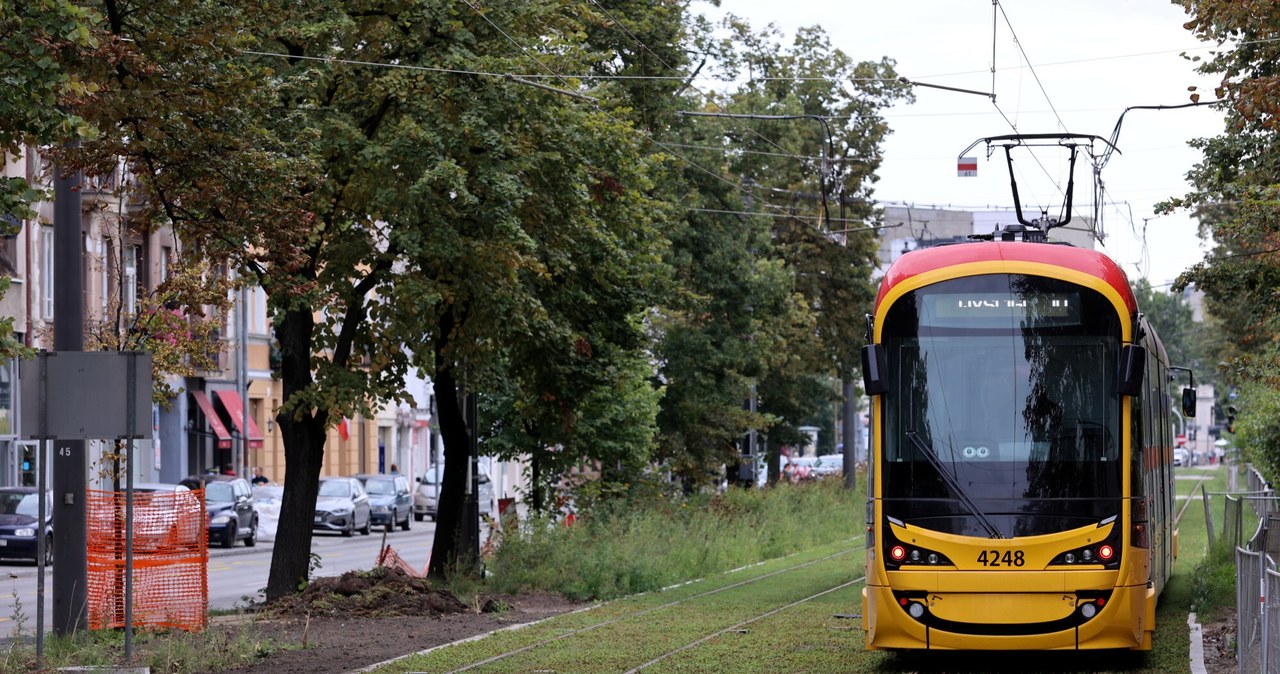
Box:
[650,17,910,484]
[1166,2,1280,475]
[0,0,106,360]
[1130,279,1212,385]
[49,0,675,594]
[1169,0,1280,389]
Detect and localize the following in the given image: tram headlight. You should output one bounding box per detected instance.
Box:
[1048,524,1122,568]
[1080,603,1098,619]
[907,602,926,619]
[882,523,955,569]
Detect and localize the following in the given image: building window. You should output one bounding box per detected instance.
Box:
[100,240,109,316]
[160,246,172,283]
[124,244,139,315]
[40,226,54,320]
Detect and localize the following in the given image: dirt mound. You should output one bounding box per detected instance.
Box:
[264,566,470,618]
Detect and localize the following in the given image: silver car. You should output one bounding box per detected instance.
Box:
[314,477,372,537]
[413,466,495,522]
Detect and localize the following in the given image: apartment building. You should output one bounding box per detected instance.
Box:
[0,148,376,487]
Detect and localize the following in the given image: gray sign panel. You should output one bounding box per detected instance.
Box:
[19,351,153,439]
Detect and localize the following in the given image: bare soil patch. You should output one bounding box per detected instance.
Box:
[1200,609,1237,674]
[219,567,585,674]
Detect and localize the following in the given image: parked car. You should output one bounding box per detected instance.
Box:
[204,475,257,548]
[314,476,372,537]
[0,487,52,564]
[413,466,495,522]
[355,474,412,532]
[127,483,206,552]
[1174,448,1191,467]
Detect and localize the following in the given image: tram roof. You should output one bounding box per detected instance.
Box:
[876,241,1136,314]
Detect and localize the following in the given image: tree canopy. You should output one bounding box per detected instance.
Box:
[1168,0,1280,478]
[15,0,911,594]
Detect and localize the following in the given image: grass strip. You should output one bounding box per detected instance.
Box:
[371,539,864,673]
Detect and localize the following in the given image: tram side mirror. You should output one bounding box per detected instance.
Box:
[1182,388,1196,418]
[862,344,888,396]
[1117,344,1146,396]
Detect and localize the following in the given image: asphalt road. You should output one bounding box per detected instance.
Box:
[0,518,445,639]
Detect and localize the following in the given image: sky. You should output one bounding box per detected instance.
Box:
[700,0,1226,287]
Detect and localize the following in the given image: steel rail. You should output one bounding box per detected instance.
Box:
[625,575,867,673]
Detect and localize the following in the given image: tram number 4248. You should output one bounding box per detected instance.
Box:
[977,549,1025,567]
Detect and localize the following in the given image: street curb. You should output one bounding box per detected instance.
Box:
[1189,612,1208,674]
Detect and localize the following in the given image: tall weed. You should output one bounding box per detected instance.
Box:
[485,477,861,600]
[1190,538,1237,613]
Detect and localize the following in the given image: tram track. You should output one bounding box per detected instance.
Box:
[388,539,865,673]
[621,575,865,673]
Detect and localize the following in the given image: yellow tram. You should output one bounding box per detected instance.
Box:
[860,228,1194,650]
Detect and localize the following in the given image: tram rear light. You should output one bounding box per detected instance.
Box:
[899,597,909,606]
[1096,597,1106,607]
[890,545,906,561]
[1098,544,1115,561]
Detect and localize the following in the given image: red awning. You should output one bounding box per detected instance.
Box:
[191,391,232,449]
[214,389,264,449]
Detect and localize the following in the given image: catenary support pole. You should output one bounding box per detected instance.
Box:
[53,152,87,636]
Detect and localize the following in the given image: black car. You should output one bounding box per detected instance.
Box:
[0,487,53,564]
[354,474,412,533]
[203,475,258,548]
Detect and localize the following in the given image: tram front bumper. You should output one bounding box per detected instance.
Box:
[864,581,1149,650]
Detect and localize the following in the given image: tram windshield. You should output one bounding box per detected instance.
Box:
[880,274,1123,538]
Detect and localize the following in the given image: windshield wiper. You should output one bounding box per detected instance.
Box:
[906,430,1004,539]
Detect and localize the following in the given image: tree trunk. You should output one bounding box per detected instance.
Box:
[530,453,542,513]
[426,362,473,578]
[265,307,328,601]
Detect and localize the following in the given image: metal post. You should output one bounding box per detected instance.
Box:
[460,391,480,571]
[842,379,856,491]
[52,152,86,636]
[124,352,137,660]
[1204,487,1215,549]
[237,283,248,478]
[35,352,47,658]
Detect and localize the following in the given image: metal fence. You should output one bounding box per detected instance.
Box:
[1269,566,1280,674]
[1238,547,1265,674]
[1233,465,1280,673]
[1205,465,1277,550]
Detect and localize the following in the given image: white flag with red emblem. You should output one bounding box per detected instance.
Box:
[958,156,977,177]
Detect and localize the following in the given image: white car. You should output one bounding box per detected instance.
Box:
[1173,448,1191,467]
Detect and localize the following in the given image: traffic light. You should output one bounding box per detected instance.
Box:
[1227,405,1237,434]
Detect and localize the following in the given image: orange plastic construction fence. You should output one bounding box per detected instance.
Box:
[86,488,209,631]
